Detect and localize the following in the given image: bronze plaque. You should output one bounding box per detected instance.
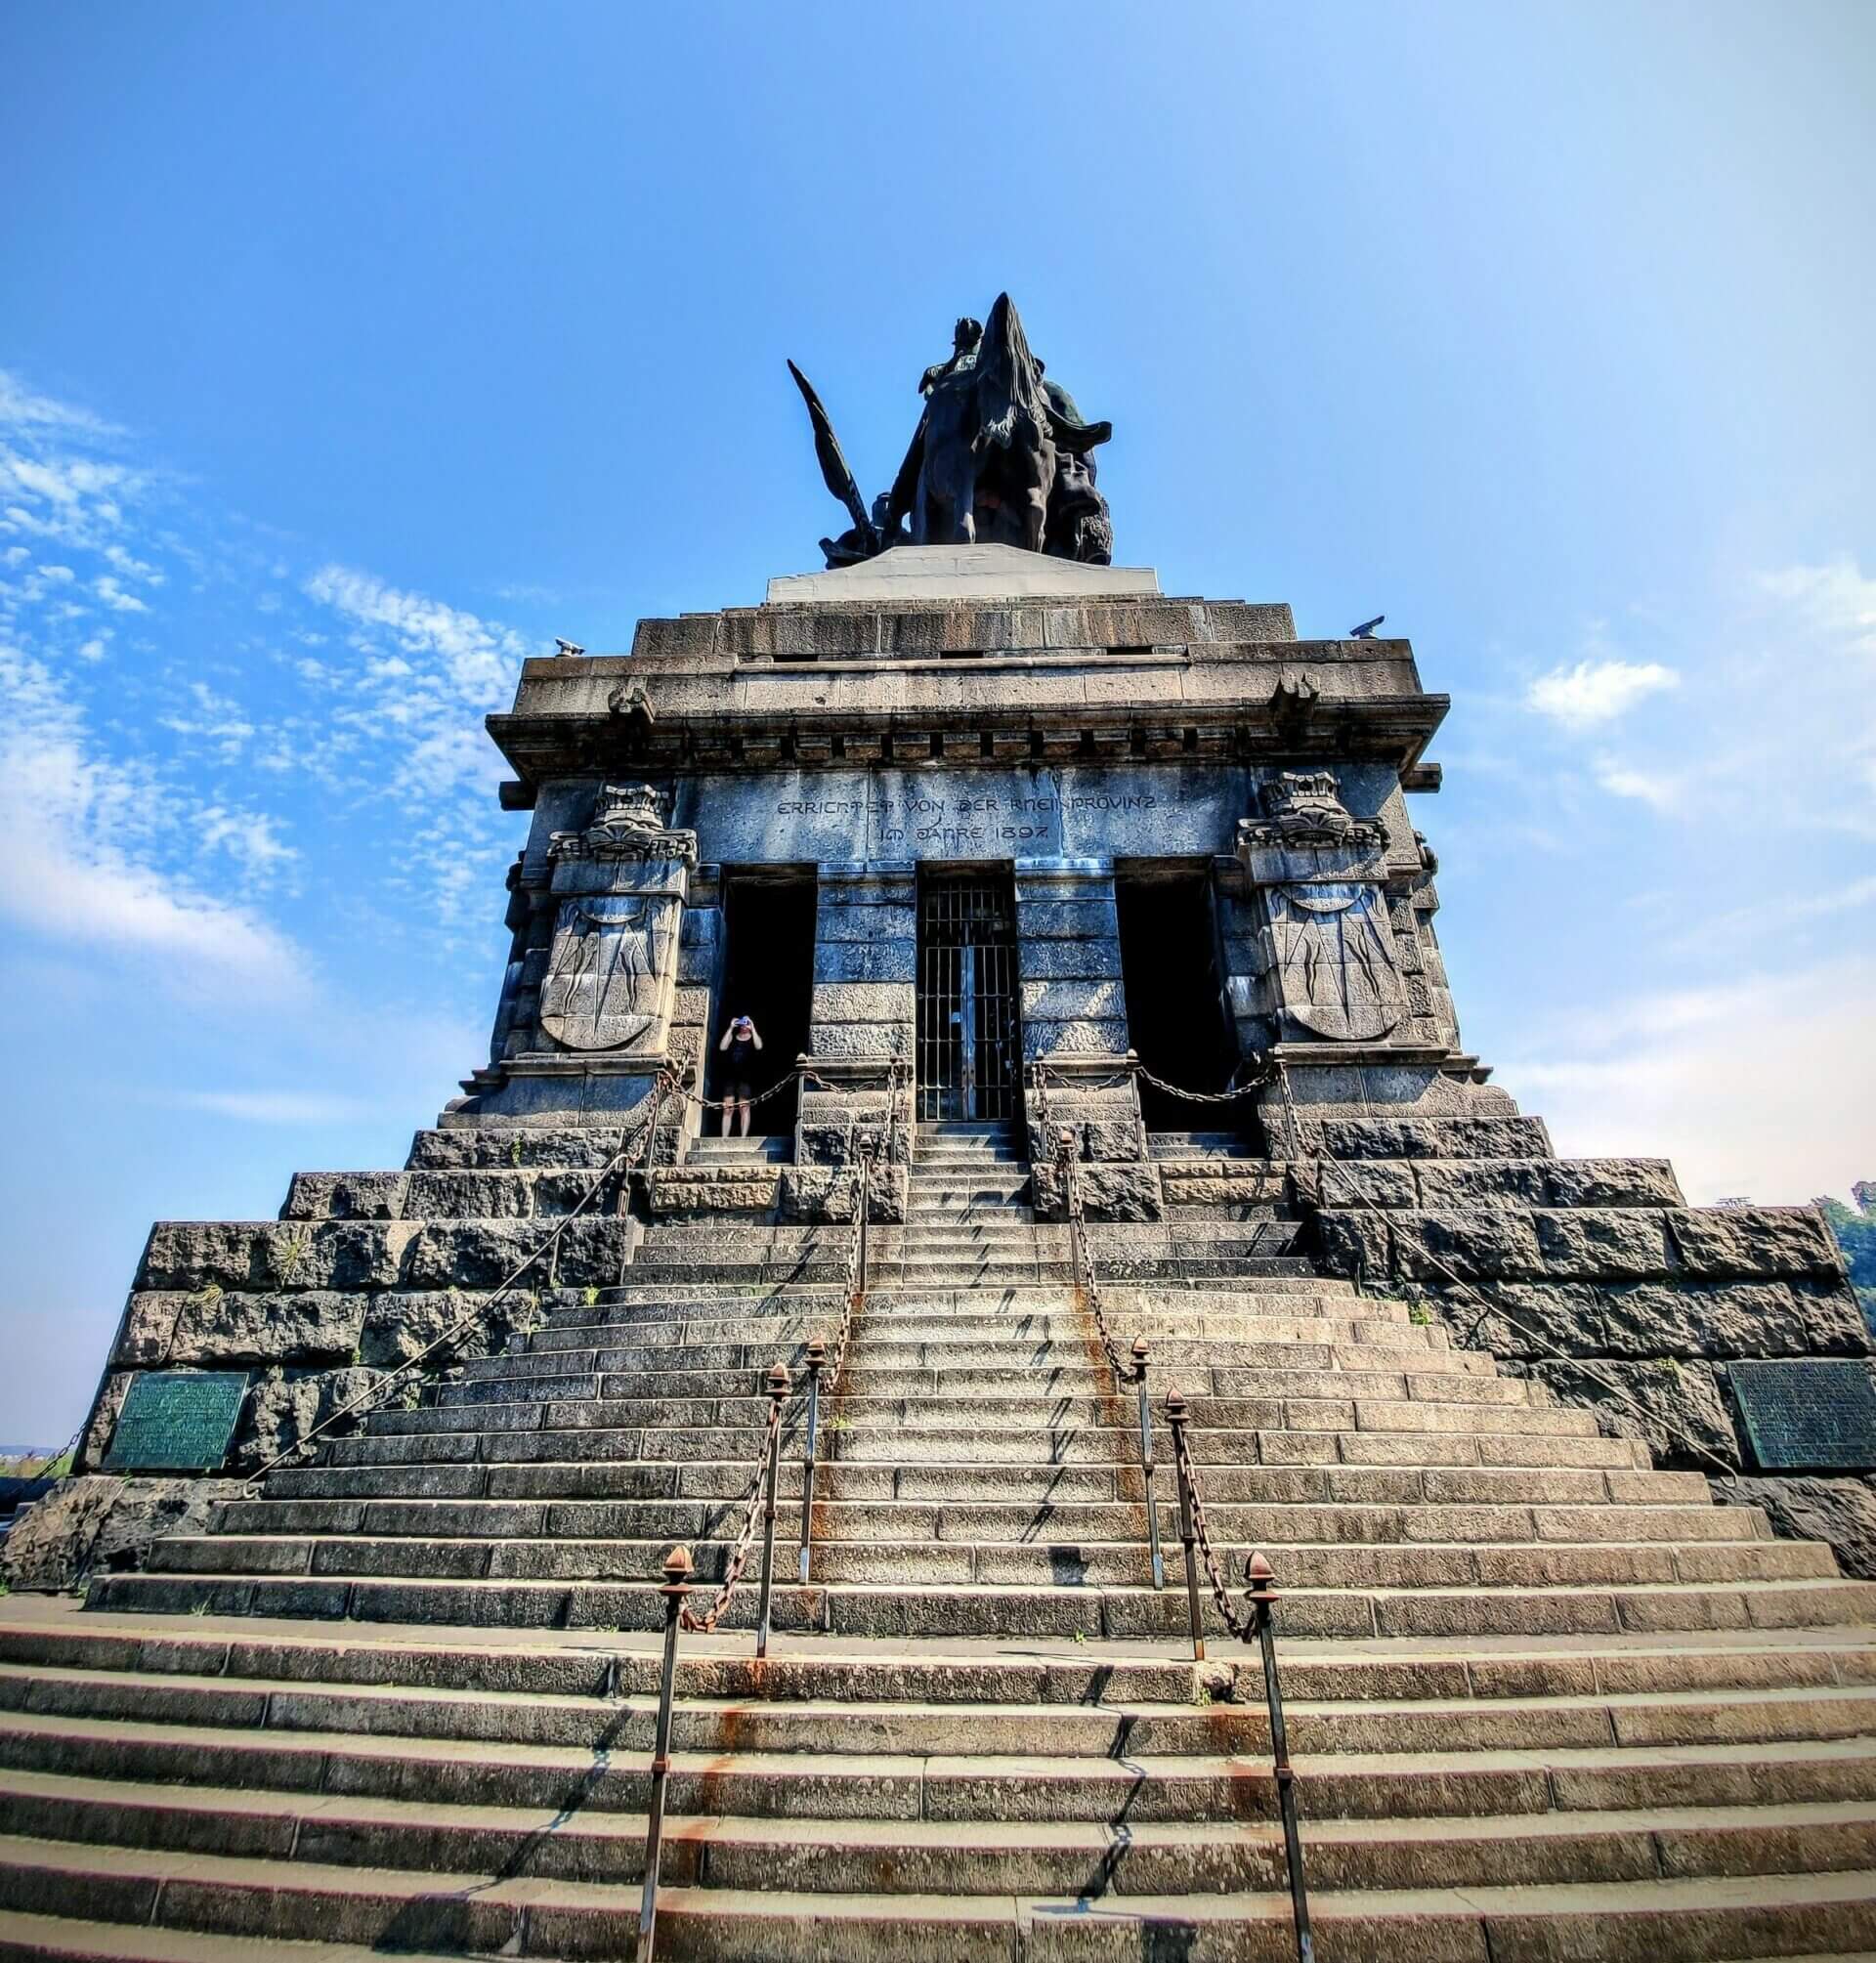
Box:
[102,1371,249,1472]
[1730,1360,1876,1472]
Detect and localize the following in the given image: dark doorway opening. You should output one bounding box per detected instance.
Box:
[1115,867,1247,1136]
[917,868,1023,1124]
[713,871,816,1134]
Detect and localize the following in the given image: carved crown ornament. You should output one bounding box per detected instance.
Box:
[548,782,699,866]
[1236,769,1386,853]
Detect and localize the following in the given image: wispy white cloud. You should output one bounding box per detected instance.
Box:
[1527,657,1680,728]
[0,640,304,995]
[0,369,125,439]
[1504,957,1876,1204]
[1591,755,1682,810]
[1757,557,1876,661]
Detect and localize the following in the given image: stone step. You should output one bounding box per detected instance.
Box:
[207,1494,1770,1551]
[10,1710,1876,1823]
[261,1459,1713,1509]
[142,1530,1833,1595]
[8,1663,1876,1765]
[8,1770,1875,1900]
[4,1829,1874,1962]
[0,1908,472,1963]
[91,1561,1876,1640]
[321,1421,1656,1468]
[21,1614,1876,1705]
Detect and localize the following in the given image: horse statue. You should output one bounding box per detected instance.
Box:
[884,293,1057,552]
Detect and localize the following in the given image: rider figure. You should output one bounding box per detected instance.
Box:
[918,317,983,398]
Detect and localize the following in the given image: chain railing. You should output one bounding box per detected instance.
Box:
[241,1067,677,1491]
[1047,1119,1165,1591]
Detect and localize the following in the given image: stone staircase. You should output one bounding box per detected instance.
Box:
[5,1122,1876,1955]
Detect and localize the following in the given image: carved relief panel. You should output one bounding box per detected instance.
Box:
[539,784,696,1057]
[1237,770,1411,1044]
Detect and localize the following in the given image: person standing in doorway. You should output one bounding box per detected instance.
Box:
[716,1012,763,1136]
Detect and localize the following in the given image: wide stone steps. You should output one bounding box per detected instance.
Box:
[259,1460,1712,1507]
[11,1659,1876,1764]
[5,1839,1874,1963]
[202,1496,1773,1549]
[86,1568,1876,1639]
[10,1768,1876,1896]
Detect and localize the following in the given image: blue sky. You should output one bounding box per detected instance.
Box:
[2,2,1871,1444]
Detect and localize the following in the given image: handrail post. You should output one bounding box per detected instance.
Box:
[754,1363,789,1660]
[796,1338,826,1585]
[636,1544,692,1963]
[1245,1552,1313,1963]
[1133,1338,1165,1592]
[1164,1390,1206,1660]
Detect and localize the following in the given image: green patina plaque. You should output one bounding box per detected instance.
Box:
[1730,1360,1876,1473]
[103,1371,249,1472]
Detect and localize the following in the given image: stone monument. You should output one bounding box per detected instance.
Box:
[7,302,1876,1958]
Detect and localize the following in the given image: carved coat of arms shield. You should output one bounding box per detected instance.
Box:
[538,896,670,1051]
[1269,881,1407,1042]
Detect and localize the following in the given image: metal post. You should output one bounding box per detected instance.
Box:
[797,1338,826,1585]
[637,1544,692,1963]
[1133,1338,1165,1592]
[754,1363,789,1660]
[1164,1390,1206,1661]
[1244,1552,1313,1963]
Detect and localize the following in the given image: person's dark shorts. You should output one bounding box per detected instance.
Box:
[727,1079,753,1102]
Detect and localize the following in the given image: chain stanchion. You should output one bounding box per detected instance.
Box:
[753,1362,790,1659]
[796,1338,827,1585]
[1132,1336,1166,1592]
[1244,1553,1314,1963]
[1164,1391,1210,1660]
[636,1543,692,1963]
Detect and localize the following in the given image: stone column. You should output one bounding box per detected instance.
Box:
[669,864,723,1161]
[787,862,914,1218]
[1014,858,1154,1216]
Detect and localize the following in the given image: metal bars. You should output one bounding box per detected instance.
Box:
[917,875,1021,1122]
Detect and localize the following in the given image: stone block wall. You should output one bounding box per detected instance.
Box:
[1305,1111,1871,1481]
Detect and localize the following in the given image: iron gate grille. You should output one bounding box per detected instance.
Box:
[917,877,1022,1123]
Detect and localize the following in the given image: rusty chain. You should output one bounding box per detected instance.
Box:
[242,1069,675,1490]
[1052,1129,1139,1387]
[677,1387,788,1634]
[1168,1404,1251,1640]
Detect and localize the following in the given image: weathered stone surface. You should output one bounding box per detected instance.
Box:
[359,1291,541,1369]
[400,1220,541,1291]
[163,1290,368,1367]
[238,1366,386,1466]
[1666,1206,1845,1281]
[401,1171,537,1219]
[1031,1161,1162,1222]
[1021,1017,1130,1059]
[0,1474,245,1592]
[808,1024,913,1061]
[1533,1208,1674,1282]
[648,1166,783,1220]
[1317,1162,1418,1210]
[280,1172,409,1221]
[778,1165,908,1224]
[1017,940,1123,980]
[1710,1473,1876,1579]
[813,940,916,983]
[1515,1357,1737,1472]
[405,1127,628,1172]
[1412,1160,1553,1209]
[1387,1209,1546,1284]
[809,983,916,1024]
[1543,1158,1684,1208]
[1158,1164,1286,1214]
[1019,979,1126,1020]
[1319,1115,1553,1161]
[137,1220,415,1294]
